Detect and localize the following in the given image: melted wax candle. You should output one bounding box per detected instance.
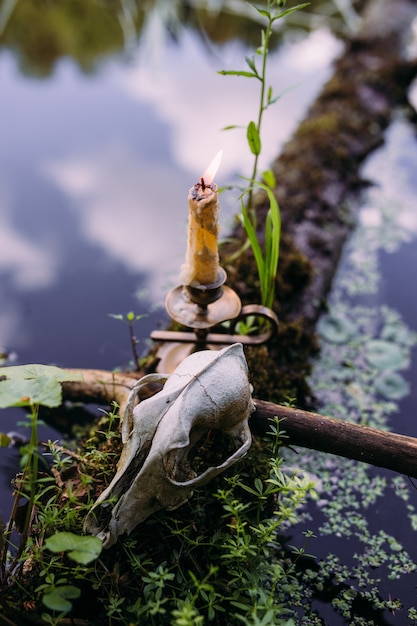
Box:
[179,151,222,287]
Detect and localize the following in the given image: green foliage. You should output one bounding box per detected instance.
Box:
[44,532,102,565]
[0,401,121,622]
[219,0,308,308]
[2,305,416,623]
[0,401,317,624]
[240,177,281,309]
[1,0,125,77]
[0,364,82,408]
[36,573,81,613]
[109,311,147,369]
[247,120,262,155]
[0,432,12,447]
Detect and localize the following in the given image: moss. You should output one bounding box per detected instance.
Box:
[242,318,319,409]
[296,111,341,138]
[276,240,313,301]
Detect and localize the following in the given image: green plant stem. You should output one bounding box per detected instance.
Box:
[247,14,271,215]
[128,321,140,370]
[3,406,40,583]
[0,490,20,581]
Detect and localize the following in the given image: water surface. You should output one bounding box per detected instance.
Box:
[2,2,417,622]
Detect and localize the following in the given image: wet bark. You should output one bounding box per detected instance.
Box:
[62,369,417,479]
[252,400,417,478]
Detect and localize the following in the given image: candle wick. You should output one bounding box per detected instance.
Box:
[200,177,206,190]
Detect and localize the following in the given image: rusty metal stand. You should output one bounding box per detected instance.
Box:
[150,268,279,371]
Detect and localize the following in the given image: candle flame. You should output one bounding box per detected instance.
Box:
[202,150,223,185]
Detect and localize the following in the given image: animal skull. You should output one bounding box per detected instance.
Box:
[84,343,254,547]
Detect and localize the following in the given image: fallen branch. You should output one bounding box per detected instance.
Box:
[251,400,417,478]
[63,369,417,479]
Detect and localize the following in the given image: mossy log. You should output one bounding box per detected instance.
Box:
[59,1,417,482]
[62,370,417,479]
[217,0,417,408]
[230,0,417,328]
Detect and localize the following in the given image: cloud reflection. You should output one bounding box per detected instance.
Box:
[0,301,22,350]
[120,29,342,178]
[43,144,188,300]
[362,119,417,237]
[0,190,56,290]
[40,28,342,303]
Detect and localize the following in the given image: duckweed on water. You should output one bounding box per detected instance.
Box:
[375,370,410,400]
[281,116,417,624]
[317,313,357,344]
[364,339,408,371]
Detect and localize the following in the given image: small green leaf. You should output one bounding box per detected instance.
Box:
[267,85,282,106]
[44,531,84,552]
[245,55,259,76]
[249,4,271,19]
[381,324,411,345]
[42,586,81,612]
[262,169,276,188]
[273,3,310,21]
[238,484,259,497]
[69,538,102,564]
[0,433,11,447]
[217,70,259,79]
[246,121,261,155]
[221,124,243,131]
[254,478,264,494]
[267,85,273,103]
[0,365,82,409]
[108,313,124,321]
[45,532,102,564]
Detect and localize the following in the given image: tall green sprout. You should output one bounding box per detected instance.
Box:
[219,0,309,309]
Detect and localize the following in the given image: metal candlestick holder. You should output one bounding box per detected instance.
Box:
[151,267,279,372]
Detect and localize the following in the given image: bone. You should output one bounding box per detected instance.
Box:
[83,343,254,547]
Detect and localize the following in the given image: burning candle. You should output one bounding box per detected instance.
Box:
[179,150,222,287]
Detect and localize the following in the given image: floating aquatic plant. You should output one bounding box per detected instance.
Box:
[365,339,407,370]
[375,370,410,400]
[289,121,417,621]
[317,313,357,344]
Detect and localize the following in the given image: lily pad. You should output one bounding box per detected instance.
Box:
[381,324,411,345]
[375,371,410,400]
[0,364,82,408]
[318,314,356,344]
[365,340,407,370]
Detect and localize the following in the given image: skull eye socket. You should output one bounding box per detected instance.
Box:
[169,428,242,481]
[137,381,165,401]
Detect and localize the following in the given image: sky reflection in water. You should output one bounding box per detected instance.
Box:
[0,24,341,367]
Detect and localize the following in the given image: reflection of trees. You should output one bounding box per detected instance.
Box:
[0,0,297,78]
[0,0,130,77]
[0,0,353,78]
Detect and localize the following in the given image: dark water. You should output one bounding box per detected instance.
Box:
[0,5,341,370]
[0,3,341,429]
[285,115,417,625]
[1,1,417,623]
